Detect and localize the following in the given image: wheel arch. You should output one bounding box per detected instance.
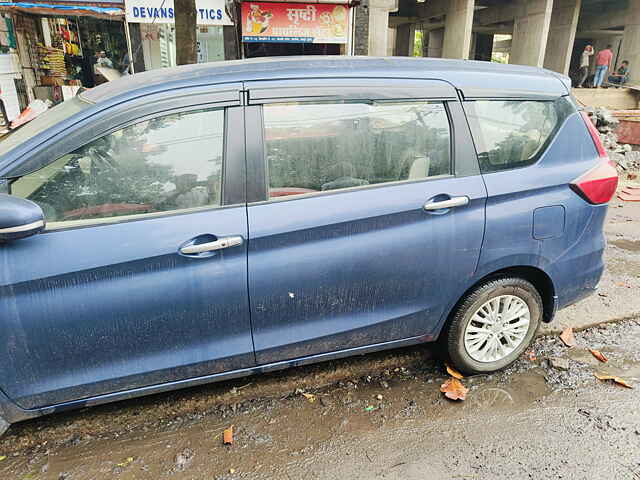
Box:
[439,265,556,340]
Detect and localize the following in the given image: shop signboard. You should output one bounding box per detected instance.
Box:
[125,0,232,25]
[241,2,348,44]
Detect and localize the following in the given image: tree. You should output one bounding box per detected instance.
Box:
[174,0,197,65]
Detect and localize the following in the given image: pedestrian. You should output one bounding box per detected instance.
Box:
[577,44,594,87]
[593,44,613,88]
[608,60,630,86]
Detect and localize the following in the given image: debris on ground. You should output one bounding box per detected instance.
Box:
[589,349,609,363]
[440,377,469,401]
[302,392,316,403]
[585,107,640,173]
[445,363,464,379]
[594,373,633,389]
[115,457,134,468]
[560,327,577,347]
[173,448,195,472]
[548,357,570,371]
[618,185,640,202]
[223,426,234,445]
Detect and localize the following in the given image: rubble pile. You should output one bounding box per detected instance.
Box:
[585,107,640,172]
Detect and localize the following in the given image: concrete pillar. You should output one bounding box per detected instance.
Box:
[621,0,640,85]
[394,23,416,56]
[543,0,581,74]
[427,28,444,58]
[510,0,553,67]
[368,0,399,56]
[442,0,475,59]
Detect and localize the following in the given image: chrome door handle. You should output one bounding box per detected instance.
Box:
[423,196,470,211]
[180,236,243,255]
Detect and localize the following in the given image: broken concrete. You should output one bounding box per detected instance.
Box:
[585,107,640,173]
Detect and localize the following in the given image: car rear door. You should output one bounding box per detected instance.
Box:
[0,86,254,409]
[244,78,487,364]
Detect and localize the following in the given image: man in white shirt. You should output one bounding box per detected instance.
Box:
[577,45,594,88]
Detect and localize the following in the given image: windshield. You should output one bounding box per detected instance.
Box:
[0,97,91,158]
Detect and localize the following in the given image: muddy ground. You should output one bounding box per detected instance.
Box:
[2,319,639,480]
[0,195,639,480]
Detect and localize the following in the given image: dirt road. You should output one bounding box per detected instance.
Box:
[0,197,639,480]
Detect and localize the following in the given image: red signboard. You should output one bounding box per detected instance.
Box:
[241,2,349,44]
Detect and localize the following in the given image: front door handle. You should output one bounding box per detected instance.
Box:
[180,236,243,255]
[423,196,470,211]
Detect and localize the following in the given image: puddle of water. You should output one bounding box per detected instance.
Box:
[566,348,640,384]
[8,369,554,480]
[610,238,640,252]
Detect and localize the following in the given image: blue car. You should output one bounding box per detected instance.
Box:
[0,57,618,434]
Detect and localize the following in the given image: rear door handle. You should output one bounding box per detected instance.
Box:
[180,236,243,255]
[423,196,470,211]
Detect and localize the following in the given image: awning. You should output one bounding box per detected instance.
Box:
[0,2,124,19]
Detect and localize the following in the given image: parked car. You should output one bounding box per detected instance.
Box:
[0,57,618,434]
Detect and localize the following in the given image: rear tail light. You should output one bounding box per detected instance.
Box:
[580,111,608,158]
[570,112,619,205]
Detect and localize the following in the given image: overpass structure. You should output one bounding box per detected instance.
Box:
[354,0,640,86]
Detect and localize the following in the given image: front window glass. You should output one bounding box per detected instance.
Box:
[263,101,451,199]
[11,108,224,228]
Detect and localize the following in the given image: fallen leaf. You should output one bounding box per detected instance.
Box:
[0,455,5,461]
[445,363,464,379]
[302,392,316,403]
[440,377,469,401]
[594,373,633,388]
[223,425,234,445]
[559,327,576,347]
[589,349,608,363]
[116,457,134,468]
[229,468,236,474]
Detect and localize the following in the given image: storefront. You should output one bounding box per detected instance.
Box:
[124,0,233,71]
[240,0,352,58]
[0,2,127,110]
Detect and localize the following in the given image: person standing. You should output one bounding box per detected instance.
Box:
[577,44,594,87]
[593,44,613,88]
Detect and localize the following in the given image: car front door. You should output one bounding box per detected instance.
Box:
[244,78,487,364]
[0,91,253,409]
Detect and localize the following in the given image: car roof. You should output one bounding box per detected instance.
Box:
[81,56,569,105]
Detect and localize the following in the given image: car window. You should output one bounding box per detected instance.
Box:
[465,100,558,173]
[11,108,224,229]
[263,101,451,199]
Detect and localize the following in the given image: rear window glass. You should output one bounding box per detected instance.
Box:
[263,101,451,199]
[465,100,560,173]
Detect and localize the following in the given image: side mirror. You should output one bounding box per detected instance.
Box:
[0,193,45,242]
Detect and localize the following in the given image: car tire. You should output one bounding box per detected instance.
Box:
[445,277,542,375]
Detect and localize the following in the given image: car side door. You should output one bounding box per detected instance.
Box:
[0,86,254,410]
[244,78,487,364]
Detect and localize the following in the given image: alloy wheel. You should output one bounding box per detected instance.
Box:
[463,295,531,363]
